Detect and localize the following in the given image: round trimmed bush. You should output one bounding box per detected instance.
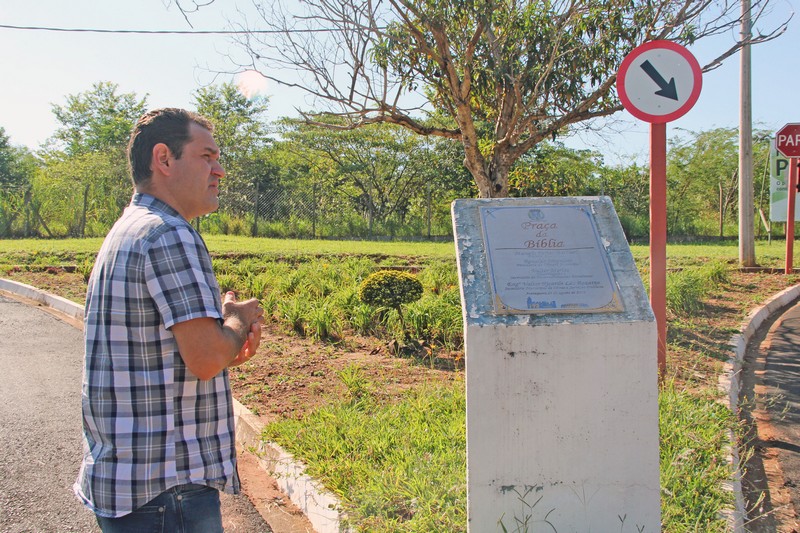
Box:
[358,270,423,310]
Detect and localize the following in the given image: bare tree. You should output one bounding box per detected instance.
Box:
[183,0,788,198]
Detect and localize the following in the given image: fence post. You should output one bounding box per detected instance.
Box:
[312,182,317,238]
[252,180,260,237]
[426,180,432,239]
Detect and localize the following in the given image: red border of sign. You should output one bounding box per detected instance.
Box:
[617,40,703,124]
[776,123,800,158]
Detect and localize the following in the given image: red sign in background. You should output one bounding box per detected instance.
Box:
[776,123,800,158]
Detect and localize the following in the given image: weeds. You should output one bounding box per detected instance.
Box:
[666,260,729,315]
[277,295,308,335]
[305,298,342,341]
[337,364,372,404]
[264,379,466,532]
[659,381,733,531]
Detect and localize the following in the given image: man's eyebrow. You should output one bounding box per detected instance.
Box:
[201,146,220,155]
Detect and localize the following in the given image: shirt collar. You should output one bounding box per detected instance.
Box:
[131,192,184,220]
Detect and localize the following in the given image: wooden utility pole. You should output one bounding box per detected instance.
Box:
[739,0,757,266]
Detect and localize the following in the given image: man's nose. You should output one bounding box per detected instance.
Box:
[212,160,225,178]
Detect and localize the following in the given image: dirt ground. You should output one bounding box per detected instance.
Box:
[229,321,462,425]
[6,265,797,421]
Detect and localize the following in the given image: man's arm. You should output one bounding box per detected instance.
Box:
[172,292,264,380]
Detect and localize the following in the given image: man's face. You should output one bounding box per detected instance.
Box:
[168,123,225,220]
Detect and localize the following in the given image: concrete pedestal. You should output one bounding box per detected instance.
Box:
[452,197,659,532]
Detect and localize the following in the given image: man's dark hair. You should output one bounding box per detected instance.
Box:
[127,108,214,185]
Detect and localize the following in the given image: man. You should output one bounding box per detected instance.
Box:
[74,108,264,533]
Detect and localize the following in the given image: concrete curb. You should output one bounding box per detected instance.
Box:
[719,282,800,533]
[0,278,84,321]
[0,278,346,533]
[233,400,346,532]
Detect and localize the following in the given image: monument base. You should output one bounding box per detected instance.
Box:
[452,197,659,532]
[466,320,659,532]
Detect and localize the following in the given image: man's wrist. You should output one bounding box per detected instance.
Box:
[224,318,249,352]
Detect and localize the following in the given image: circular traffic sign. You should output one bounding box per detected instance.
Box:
[776,123,800,158]
[617,40,702,124]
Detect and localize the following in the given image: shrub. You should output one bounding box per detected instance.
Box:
[358,270,423,310]
[358,270,424,340]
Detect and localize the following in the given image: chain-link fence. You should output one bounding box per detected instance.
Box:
[210,182,456,240]
[1,180,458,240]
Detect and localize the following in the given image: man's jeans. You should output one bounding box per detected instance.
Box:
[95,483,223,533]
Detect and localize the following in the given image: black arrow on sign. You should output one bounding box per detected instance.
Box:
[639,60,678,101]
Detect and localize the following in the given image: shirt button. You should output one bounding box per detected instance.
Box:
[159,507,165,512]
[176,495,183,501]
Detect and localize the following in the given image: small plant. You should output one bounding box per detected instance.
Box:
[666,261,730,316]
[337,364,371,404]
[699,260,730,284]
[215,273,237,294]
[78,257,94,282]
[242,272,271,300]
[306,298,342,341]
[358,270,423,339]
[348,303,380,336]
[277,296,308,335]
[259,290,280,320]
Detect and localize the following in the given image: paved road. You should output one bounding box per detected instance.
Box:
[0,293,271,533]
[743,300,800,531]
[763,303,800,520]
[0,293,97,533]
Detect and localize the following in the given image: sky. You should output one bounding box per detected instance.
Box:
[0,0,797,165]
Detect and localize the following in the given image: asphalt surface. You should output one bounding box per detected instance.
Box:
[762,303,800,515]
[742,299,800,531]
[0,292,271,533]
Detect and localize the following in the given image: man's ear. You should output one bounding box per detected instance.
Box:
[151,143,172,175]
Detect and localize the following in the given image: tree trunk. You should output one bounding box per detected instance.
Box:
[81,183,90,238]
[465,153,511,198]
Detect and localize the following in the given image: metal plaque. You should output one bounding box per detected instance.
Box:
[480,204,623,314]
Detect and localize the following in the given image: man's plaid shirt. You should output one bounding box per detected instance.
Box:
[74,193,239,517]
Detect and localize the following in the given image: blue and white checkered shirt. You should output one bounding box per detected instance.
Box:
[74,193,239,518]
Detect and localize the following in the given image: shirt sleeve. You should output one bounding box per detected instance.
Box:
[144,224,222,329]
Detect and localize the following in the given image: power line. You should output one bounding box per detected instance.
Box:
[0,23,328,35]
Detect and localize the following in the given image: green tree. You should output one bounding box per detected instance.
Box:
[193,83,272,217]
[33,83,147,236]
[216,0,785,198]
[602,162,651,239]
[509,143,605,198]
[667,127,774,237]
[30,151,130,237]
[0,128,39,236]
[0,128,31,189]
[280,118,469,236]
[45,81,147,157]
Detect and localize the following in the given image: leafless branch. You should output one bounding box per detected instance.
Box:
[211,0,790,197]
